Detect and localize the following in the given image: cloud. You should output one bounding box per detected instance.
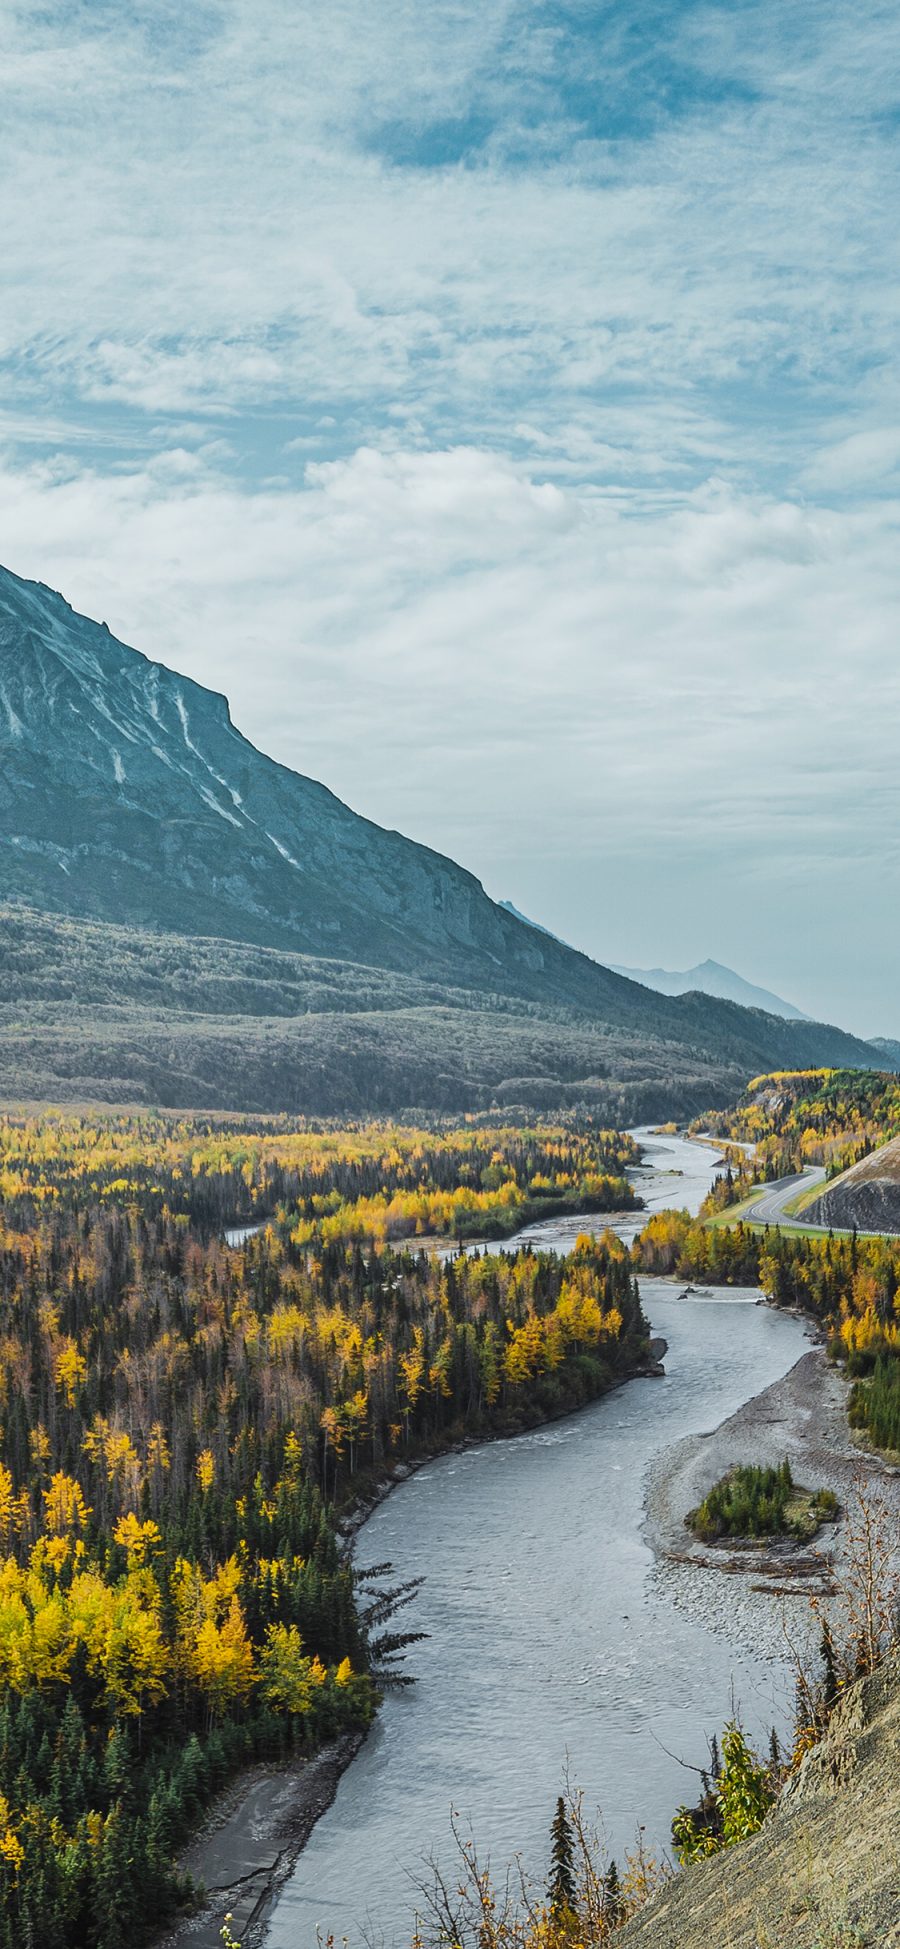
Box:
[0,0,899,491]
[2,1,900,1029]
[803,426,900,492]
[1,441,898,1029]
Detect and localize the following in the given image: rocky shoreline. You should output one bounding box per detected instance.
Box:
[155,1733,367,1949]
[643,1331,900,1666]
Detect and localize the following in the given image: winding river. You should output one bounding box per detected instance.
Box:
[264,1131,810,1948]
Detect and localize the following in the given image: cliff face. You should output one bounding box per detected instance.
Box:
[0,563,555,989]
[811,1137,900,1234]
[621,1652,900,1949]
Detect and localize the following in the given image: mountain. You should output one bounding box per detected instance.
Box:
[497,899,565,943]
[869,1037,900,1066]
[0,564,885,1114]
[610,957,809,1021]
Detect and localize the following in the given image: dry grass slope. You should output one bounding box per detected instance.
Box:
[620,1651,900,1949]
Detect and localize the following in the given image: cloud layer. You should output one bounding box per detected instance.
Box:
[1,0,898,1030]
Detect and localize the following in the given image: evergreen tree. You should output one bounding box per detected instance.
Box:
[821,1620,840,1716]
[547,1795,576,1918]
[602,1859,622,1925]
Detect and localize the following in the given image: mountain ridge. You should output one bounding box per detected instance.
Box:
[0,563,887,1113]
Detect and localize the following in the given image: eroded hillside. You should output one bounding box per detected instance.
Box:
[620,1653,900,1949]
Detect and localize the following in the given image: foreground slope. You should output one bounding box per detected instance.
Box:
[621,1652,900,1949]
[0,564,883,1111]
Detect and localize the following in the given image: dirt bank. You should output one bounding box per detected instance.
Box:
[156,1733,365,1949]
[620,1649,900,1949]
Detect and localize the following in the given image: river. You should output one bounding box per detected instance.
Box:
[264,1130,809,1948]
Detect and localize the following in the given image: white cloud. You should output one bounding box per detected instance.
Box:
[804,426,900,492]
[0,0,899,485]
[1,441,898,1030]
[2,1,900,1031]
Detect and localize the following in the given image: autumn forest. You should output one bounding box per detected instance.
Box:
[0,1113,647,1947]
[0,1093,897,1946]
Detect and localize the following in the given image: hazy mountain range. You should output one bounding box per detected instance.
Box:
[0,564,888,1114]
[502,916,810,1025]
[610,958,809,1021]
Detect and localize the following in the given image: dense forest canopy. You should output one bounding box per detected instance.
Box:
[0,1110,649,1948]
[696,1068,900,1180]
[0,1111,638,1233]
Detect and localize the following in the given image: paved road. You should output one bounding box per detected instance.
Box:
[741,1164,827,1229]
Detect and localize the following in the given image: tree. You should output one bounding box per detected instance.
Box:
[547,1795,576,1919]
[603,1858,622,1923]
[191,1597,256,1721]
[258,1623,322,1717]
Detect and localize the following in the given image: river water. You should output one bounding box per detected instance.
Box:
[265,1131,809,1949]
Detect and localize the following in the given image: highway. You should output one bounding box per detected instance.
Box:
[740,1164,827,1229]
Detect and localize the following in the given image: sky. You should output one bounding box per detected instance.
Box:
[1,0,898,1035]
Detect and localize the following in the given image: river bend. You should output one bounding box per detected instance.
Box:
[265,1131,809,1946]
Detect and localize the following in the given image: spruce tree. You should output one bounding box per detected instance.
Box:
[547,1795,576,1918]
[821,1619,840,1715]
[603,1859,622,1925]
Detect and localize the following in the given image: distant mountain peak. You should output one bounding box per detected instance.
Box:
[609,957,809,1022]
[497,899,566,945]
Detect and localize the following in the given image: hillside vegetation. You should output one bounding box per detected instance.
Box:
[0,909,886,1120]
[619,1651,900,1949]
[697,1067,900,1180]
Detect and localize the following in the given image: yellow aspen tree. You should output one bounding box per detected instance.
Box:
[43,1474,91,1537]
[258,1623,317,1715]
[101,1579,169,1717]
[54,1339,88,1408]
[113,1514,163,1566]
[191,1595,256,1718]
[0,1465,20,1552]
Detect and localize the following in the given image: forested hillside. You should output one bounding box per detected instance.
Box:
[696,1067,900,1179]
[0,906,886,1120]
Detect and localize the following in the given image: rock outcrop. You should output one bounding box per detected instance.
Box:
[809,1137,900,1234]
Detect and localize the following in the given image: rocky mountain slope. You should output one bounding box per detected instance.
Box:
[621,1651,900,1949]
[869,1035,900,1066]
[808,1135,900,1234]
[0,563,886,1113]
